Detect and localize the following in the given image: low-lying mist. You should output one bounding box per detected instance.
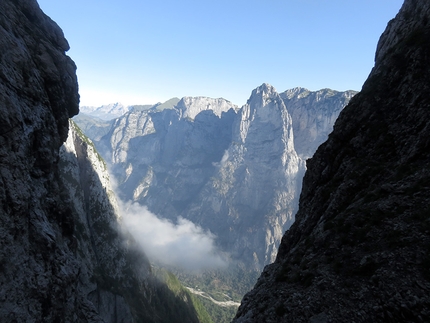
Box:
[118,200,228,271]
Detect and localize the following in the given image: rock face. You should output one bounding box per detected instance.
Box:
[0,1,200,322]
[102,96,238,213]
[59,122,201,323]
[0,0,79,319]
[233,0,430,321]
[280,88,357,159]
[184,84,304,269]
[89,85,353,270]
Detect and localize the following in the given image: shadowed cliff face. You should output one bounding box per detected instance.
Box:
[0,0,80,320]
[234,0,430,322]
[0,0,79,141]
[0,1,202,322]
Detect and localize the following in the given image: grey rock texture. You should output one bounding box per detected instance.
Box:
[0,1,200,322]
[96,88,303,269]
[0,0,79,320]
[105,97,238,218]
[185,84,304,269]
[280,88,357,159]
[233,0,430,322]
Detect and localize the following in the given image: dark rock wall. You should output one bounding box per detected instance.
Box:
[234,0,430,322]
[0,0,80,320]
[0,1,200,322]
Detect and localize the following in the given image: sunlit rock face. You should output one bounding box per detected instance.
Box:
[102,97,238,212]
[0,1,200,322]
[184,84,305,270]
[281,87,357,159]
[59,121,143,322]
[234,0,430,321]
[91,84,353,270]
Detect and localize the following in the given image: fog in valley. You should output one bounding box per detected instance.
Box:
[119,199,228,271]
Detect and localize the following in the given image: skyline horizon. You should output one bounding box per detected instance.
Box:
[79,84,358,108]
[37,0,404,107]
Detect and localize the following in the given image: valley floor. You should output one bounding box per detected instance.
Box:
[186,287,241,308]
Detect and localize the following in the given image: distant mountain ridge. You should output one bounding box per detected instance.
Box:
[79,98,181,121]
[76,85,355,270]
[80,102,129,120]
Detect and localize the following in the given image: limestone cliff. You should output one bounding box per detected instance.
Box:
[59,122,201,323]
[185,84,304,269]
[233,0,430,321]
[85,85,353,270]
[0,1,200,322]
[92,88,303,269]
[280,88,357,159]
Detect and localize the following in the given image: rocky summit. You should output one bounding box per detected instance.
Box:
[0,1,202,322]
[233,0,430,322]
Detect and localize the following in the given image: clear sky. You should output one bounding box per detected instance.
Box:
[37,0,404,107]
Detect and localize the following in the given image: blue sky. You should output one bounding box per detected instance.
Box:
[37,0,404,107]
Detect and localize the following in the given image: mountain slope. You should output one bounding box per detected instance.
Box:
[94,89,303,268]
[61,121,206,323]
[0,0,80,319]
[233,0,430,321]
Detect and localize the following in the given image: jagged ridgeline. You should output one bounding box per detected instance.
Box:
[0,0,207,322]
[234,0,430,321]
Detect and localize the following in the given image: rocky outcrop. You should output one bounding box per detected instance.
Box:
[93,88,302,269]
[175,96,239,120]
[0,1,200,322]
[233,0,430,321]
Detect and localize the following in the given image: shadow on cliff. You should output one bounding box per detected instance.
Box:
[59,122,203,323]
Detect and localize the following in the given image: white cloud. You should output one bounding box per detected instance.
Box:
[118,200,227,271]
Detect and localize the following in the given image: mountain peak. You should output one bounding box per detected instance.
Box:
[244,83,285,114]
[248,83,277,100]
